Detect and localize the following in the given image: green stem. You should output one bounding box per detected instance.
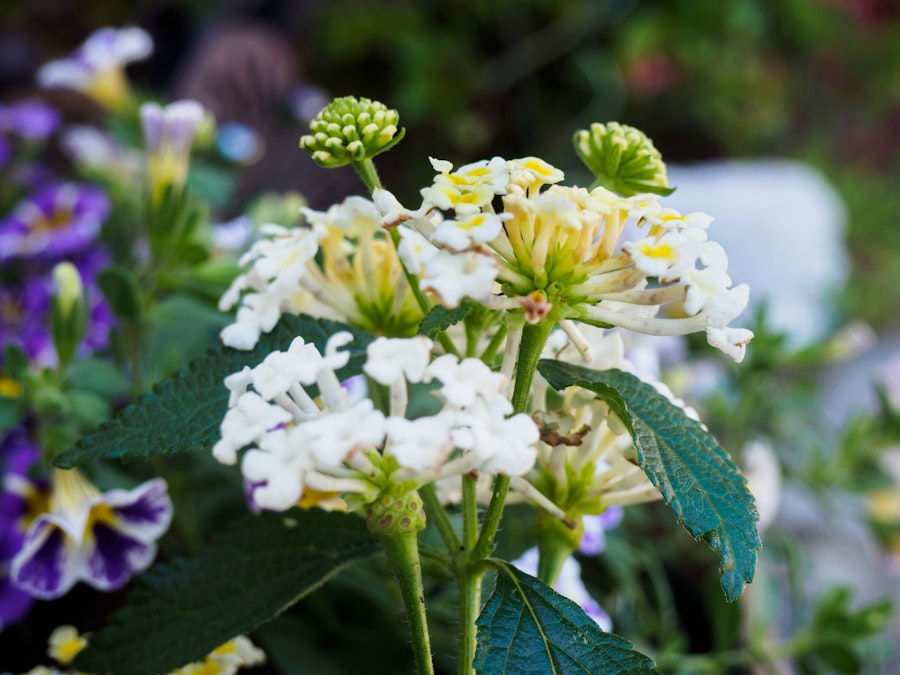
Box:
[456,566,483,675]
[351,158,383,192]
[420,484,461,554]
[480,323,508,365]
[457,475,484,675]
[472,319,555,561]
[381,532,435,675]
[462,474,479,550]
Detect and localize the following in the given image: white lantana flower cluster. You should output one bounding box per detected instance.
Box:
[375,156,753,361]
[212,333,539,511]
[218,196,421,350]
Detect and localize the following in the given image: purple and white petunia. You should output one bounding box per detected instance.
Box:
[36,26,153,110]
[0,431,44,630]
[0,182,109,261]
[10,470,172,599]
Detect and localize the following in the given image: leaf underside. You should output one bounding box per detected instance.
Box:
[475,560,662,674]
[75,509,380,675]
[54,315,374,468]
[538,360,760,602]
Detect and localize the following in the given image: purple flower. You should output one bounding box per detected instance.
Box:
[0,101,61,140]
[0,273,56,366]
[578,507,624,556]
[0,135,10,169]
[11,470,172,599]
[0,182,109,261]
[0,250,115,367]
[0,431,44,630]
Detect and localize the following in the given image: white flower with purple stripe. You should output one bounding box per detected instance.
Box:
[10,470,172,599]
[37,26,152,110]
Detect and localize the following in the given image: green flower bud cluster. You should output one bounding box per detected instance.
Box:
[573,121,673,197]
[366,490,426,537]
[300,96,405,168]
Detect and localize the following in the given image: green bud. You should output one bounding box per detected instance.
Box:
[53,262,83,315]
[50,262,87,371]
[192,109,218,151]
[365,490,426,537]
[573,121,674,197]
[300,96,405,168]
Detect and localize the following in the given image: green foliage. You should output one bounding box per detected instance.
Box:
[97,265,143,321]
[538,360,760,601]
[417,302,472,339]
[74,509,381,675]
[53,316,374,468]
[475,560,661,674]
[796,586,893,674]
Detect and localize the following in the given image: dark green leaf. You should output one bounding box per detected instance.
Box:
[0,395,26,435]
[475,560,662,674]
[3,343,28,380]
[417,303,472,339]
[97,265,143,321]
[64,357,130,399]
[75,509,380,675]
[54,315,374,468]
[538,361,760,602]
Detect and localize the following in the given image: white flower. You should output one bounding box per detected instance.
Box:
[431,211,511,251]
[386,152,753,361]
[457,399,539,476]
[213,392,292,464]
[421,156,509,214]
[242,427,312,511]
[706,325,754,363]
[396,224,440,274]
[421,250,498,308]
[386,412,458,473]
[298,399,386,467]
[364,336,434,385]
[426,354,508,408]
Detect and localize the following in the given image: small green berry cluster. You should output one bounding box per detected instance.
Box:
[573,121,673,196]
[366,491,427,537]
[300,96,405,168]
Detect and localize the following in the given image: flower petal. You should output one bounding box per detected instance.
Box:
[11,518,79,599]
[104,478,173,542]
[83,523,157,591]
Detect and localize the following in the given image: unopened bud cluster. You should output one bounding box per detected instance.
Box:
[573,121,670,196]
[300,96,404,168]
